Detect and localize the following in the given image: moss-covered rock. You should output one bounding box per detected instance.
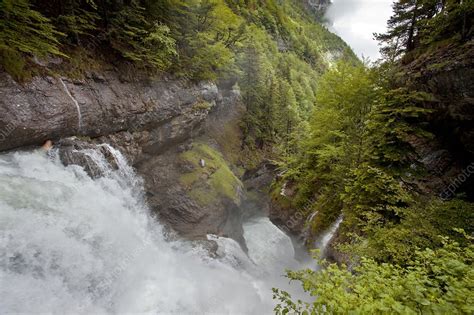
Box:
[179,142,242,207]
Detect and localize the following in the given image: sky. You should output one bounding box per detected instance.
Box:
[325,0,394,60]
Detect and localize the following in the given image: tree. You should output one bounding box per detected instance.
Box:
[422,0,474,45]
[38,0,100,45]
[0,0,64,78]
[108,0,176,70]
[274,237,474,314]
[239,35,267,148]
[375,0,443,59]
[376,0,473,59]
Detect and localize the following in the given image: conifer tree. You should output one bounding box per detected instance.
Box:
[375,0,424,58]
[0,0,64,78]
[422,0,474,44]
[108,0,176,70]
[0,0,63,56]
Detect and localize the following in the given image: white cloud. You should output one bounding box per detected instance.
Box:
[325,0,394,60]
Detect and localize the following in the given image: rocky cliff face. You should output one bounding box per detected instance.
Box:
[401,41,474,199]
[303,0,331,15]
[0,70,251,246]
[0,71,218,154]
[401,42,474,163]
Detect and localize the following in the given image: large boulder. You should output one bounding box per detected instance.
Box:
[138,141,246,244]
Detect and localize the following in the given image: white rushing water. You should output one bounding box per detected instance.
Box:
[314,216,343,256]
[0,147,305,314]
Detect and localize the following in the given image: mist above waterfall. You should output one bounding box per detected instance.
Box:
[325,0,393,60]
[0,147,307,314]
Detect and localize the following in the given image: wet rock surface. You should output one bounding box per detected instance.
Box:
[0,70,217,152]
[402,42,474,162]
[138,143,246,244]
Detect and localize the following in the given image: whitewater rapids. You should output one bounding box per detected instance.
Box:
[0,147,304,314]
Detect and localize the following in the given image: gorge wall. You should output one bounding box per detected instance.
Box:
[0,69,250,246]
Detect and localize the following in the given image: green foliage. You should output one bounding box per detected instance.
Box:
[163,0,245,80]
[0,0,64,56]
[422,0,474,45]
[376,0,474,60]
[0,0,65,78]
[274,15,473,310]
[274,237,474,314]
[341,198,474,264]
[342,163,412,230]
[1,0,353,82]
[274,58,471,267]
[273,48,465,243]
[270,13,474,315]
[214,0,358,151]
[52,0,99,44]
[108,1,176,70]
[366,87,434,167]
[0,48,29,81]
[181,38,235,80]
[276,62,379,232]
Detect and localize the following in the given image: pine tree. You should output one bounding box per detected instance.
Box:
[422,0,474,44]
[52,0,99,44]
[239,40,265,147]
[375,0,441,59]
[0,0,65,78]
[0,0,64,56]
[108,0,176,70]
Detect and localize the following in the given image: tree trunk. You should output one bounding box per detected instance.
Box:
[406,0,419,51]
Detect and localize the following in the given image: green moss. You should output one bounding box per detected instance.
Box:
[59,47,102,79]
[180,171,202,187]
[0,49,31,81]
[188,186,217,206]
[192,100,212,112]
[270,180,294,211]
[179,142,242,206]
[426,60,451,72]
[207,116,243,165]
[209,167,240,201]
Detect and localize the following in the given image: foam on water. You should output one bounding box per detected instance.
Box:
[315,216,343,255]
[0,147,304,314]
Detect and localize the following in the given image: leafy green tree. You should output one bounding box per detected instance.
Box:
[343,198,474,264]
[274,237,474,314]
[166,0,244,80]
[239,33,269,148]
[365,87,433,168]
[277,62,378,230]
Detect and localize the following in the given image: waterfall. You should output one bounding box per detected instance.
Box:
[0,146,305,314]
[59,78,82,131]
[307,210,318,223]
[315,216,343,256]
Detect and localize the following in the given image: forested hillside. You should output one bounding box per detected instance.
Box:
[0,0,356,161]
[273,0,474,313]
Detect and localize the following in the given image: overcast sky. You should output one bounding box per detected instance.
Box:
[325,0,394,60]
